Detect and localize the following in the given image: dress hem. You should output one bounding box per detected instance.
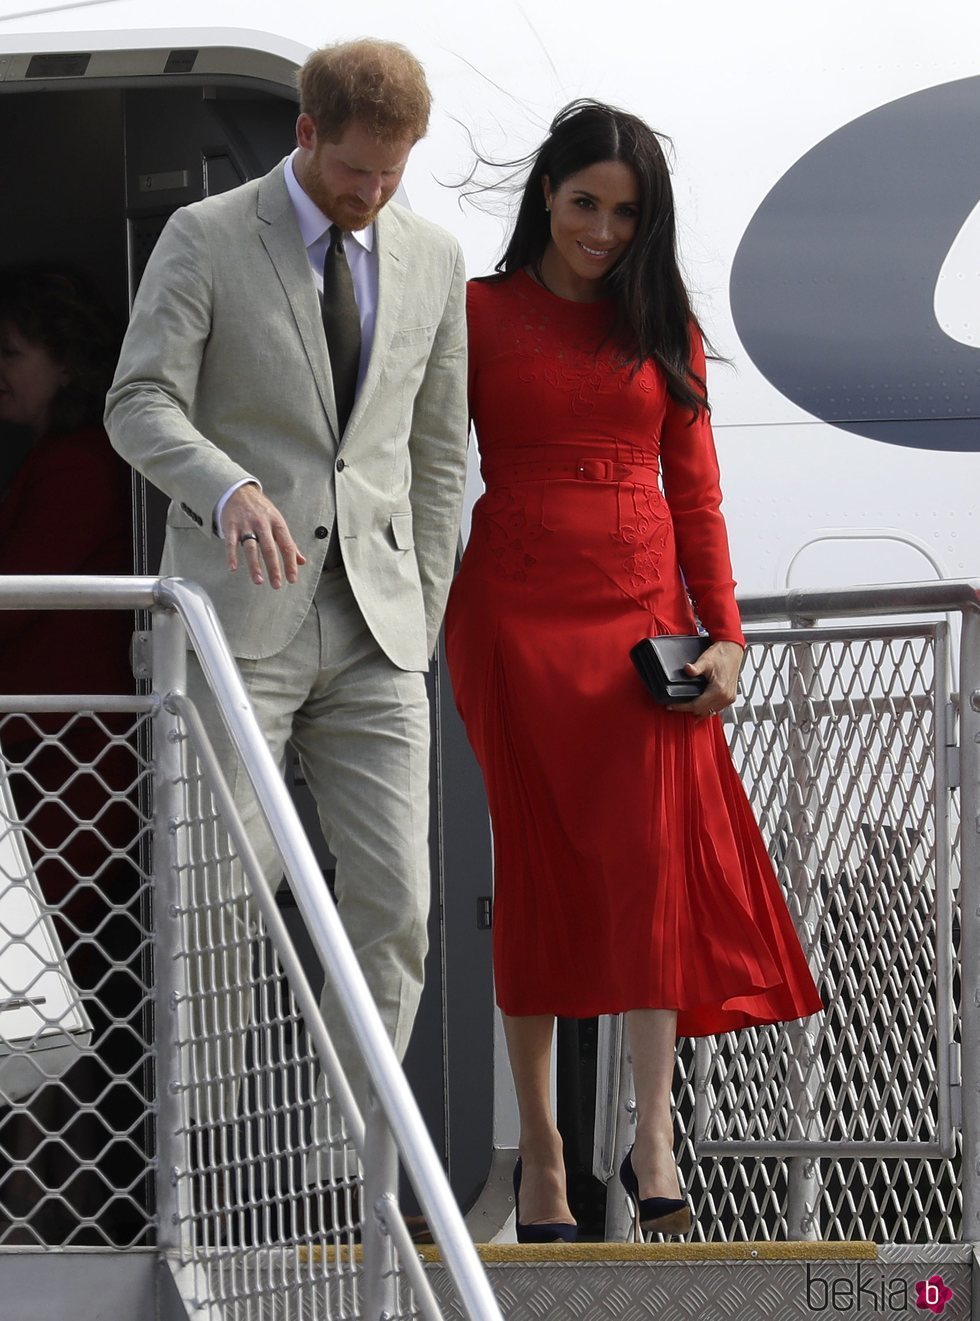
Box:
[495,989,826,1037]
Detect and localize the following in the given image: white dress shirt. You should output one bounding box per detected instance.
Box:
[215,150,380,536]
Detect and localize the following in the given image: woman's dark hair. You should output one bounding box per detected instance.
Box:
[495,99,708,416]
[0,262,122,435]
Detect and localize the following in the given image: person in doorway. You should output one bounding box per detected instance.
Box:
[0,262,143,1245]
[445,101,822,1242]
[105,40,467,1142]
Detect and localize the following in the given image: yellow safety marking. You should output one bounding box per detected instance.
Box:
[421,1241,879,1264]
[302,1240,878,1265]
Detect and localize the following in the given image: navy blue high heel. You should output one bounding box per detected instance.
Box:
[513,1158,578,1244]
[618,1147,693,1238]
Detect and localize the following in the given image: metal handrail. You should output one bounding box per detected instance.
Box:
[155,578,500,1318]
[0,574,159,610]
[732,578,980,1238]
[0,573,502,1320]
[592,577,980,1242]
[739,575,977,1236]
[737,577,980,624]
[7,573,980,1252]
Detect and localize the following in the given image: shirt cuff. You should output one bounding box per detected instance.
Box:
[214,478,261,537]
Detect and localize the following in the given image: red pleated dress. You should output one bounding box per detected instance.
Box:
[444,271,822,1034]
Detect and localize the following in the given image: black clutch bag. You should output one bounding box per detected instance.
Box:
[630,635,710,703]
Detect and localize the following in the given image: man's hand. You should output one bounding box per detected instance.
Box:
[221,484,307,588]
[666,639,745,721]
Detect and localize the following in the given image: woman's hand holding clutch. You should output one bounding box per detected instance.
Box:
[666,640,744,721]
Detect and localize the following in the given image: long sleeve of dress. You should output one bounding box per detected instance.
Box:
[660,332,745,647]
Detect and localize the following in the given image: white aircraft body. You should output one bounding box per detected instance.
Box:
[2,0,978,591]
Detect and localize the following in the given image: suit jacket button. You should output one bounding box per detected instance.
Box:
[336,458,346,472]
[314,526,328,539]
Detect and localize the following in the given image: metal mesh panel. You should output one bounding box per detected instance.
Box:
[163,717,428,1319]
[0,707,155,1246]
[665,626,961,1243]
[674,1047,962,1243]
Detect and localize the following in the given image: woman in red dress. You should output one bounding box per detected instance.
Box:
[444,102,822,1241]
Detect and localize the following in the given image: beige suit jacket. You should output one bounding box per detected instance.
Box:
[106,161,468,669]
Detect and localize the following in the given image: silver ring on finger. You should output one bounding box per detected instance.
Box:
[239,531,259,545]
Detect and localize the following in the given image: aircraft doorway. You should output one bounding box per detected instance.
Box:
[0,59,493,1220]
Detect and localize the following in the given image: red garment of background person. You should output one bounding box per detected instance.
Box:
[0,423,136,916]
[0,265,144,1245]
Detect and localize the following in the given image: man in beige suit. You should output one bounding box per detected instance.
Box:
[105,40,467,1117]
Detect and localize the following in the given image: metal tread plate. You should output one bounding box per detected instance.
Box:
[427,1255,971,1320]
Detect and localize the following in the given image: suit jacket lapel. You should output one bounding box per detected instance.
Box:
[342,205,407,444]
[256,165,341,441]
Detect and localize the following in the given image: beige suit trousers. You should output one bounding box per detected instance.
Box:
[183,568,430,1129]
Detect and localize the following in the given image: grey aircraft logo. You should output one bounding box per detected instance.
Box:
[730,75,980,452]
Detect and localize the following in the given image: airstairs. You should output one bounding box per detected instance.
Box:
[1,574,978,1321]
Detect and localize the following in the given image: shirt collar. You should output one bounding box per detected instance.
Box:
[285,150,375,253]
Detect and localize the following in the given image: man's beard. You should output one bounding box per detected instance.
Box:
[299,160,385,232]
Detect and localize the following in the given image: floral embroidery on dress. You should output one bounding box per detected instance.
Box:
[503,285,633,418]
[540,359,609,417]
[610,485,672,590]
[478,487,550,582]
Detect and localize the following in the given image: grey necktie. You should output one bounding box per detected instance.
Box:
[322,224,362,435]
